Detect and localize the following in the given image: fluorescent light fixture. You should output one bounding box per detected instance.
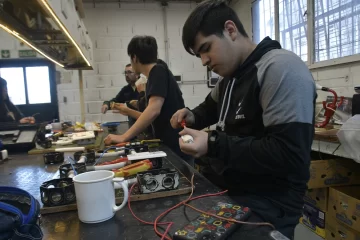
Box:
[40,0,91,67]
[0,24,65,68]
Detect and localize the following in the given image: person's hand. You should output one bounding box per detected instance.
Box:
[137,83,146,93]
[19,117,35,124]
[170,108,195,129]
[179,127,208,158]
[101,104,108,114]
[104,134,127,145]
[129,100,138,109]
[113,103,128,116]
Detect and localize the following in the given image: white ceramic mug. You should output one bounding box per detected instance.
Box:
[73,170,128,223]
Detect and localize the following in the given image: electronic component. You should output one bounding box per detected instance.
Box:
[137,168,179,194]
[43,152,64,164]
[40,178,76,207]
[59,163,86,178]
[173,202,251,240]
[74,151,96,164]
[181,135,194,144]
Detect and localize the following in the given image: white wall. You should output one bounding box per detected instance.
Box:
[55,2,210,122]
[231,0,360,103]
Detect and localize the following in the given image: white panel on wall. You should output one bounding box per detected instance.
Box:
[85,75,113,89]
[87,102,104,114]
[98,62,125,75]
[111,74,128,87]
[107,25,133,37]
[96,37,122,49]
[110,50,130,62]
[100,89,122,101]
[94,50,110,62]
[84,90,101,101]
[182,72,206,82]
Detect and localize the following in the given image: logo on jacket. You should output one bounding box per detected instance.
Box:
[235,98,245,120]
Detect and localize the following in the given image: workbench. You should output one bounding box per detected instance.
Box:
[0,127,276,240]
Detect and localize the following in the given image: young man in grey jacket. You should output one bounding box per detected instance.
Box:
[171,0,316,238]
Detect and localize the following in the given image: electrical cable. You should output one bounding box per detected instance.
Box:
[94,146,117,165]
[67,156,77,175]
[128,173,276,239]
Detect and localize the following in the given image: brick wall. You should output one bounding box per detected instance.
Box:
[55,1,211,122]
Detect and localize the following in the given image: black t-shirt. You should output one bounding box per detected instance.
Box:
[146,64,190,161]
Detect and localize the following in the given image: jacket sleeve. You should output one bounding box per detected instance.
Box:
[190,78,222,130]
[206,53,316,175]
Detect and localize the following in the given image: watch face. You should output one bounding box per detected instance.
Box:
[210,135,216,142]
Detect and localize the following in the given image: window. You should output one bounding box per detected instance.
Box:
[279,0,308,61]
[0,65,51,105]
[252,0,360,65]
[26,66,51,104]
[0,67,26,105]
[252,0,276,43]
[314,0,360,62]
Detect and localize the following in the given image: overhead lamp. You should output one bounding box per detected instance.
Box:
[0,23,65,68]
[39,0,91,67]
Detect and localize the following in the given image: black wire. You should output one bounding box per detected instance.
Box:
[332,143,341,155]
[183,204,192,222]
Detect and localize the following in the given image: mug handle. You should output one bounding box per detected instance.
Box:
[112,177,129,213]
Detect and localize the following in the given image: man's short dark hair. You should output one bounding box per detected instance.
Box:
[125,63,131,67]
[182,0,248,55]
[127,36,158,64]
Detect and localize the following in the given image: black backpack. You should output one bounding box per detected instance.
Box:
[0,186,43,240]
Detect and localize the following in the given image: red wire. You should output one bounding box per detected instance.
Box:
[128,173,274,239]
[128,184,173,240]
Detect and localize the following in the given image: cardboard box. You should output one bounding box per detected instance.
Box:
[308,159,360,189]
[299,203,326,238]
[328,186,360,232]
[326,216,360,240]
[304,188,329,212]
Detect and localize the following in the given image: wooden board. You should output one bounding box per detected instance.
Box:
[314,128,340,143]
[28,133,104,155]
[40,177,192,215]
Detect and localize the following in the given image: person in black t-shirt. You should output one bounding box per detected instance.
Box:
[104,36,191,162]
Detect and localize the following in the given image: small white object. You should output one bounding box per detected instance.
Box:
[70,131,95,141]
[181,135,194,144]
[127,151,167,161]
[55,147,85,152]
[73,170,128,223]
[0,150,8,160]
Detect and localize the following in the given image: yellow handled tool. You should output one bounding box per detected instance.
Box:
[113,160,152,178]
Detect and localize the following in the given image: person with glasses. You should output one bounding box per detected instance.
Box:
[101,63,139,126]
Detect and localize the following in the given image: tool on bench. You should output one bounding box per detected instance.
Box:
[113,159,152,177]
[315,83,344,128]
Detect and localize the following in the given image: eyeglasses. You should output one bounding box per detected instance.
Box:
[124,71,134,75]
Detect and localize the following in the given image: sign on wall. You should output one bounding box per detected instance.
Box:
[19,50,37,58]
[1,50,10,58]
